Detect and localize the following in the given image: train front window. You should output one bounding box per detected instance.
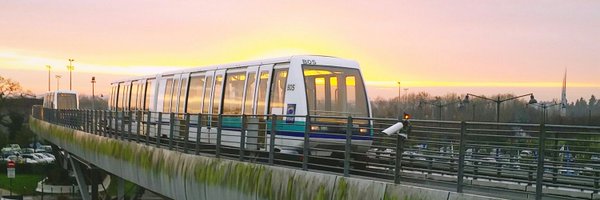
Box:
[57,93,77,110]
[303,66,368,117]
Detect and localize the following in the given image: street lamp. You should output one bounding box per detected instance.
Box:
[45,65,51,91]
[419,97,465,120]
[397,81,401,115]
[67,59,74,90]
[55,75,62,90]
[91,76,96,110]
[463,93,537,123]
[528,102,562,124]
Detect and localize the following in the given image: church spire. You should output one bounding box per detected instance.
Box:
[560,68,567,117]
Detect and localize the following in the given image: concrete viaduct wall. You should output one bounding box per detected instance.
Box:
[30,117,503,200]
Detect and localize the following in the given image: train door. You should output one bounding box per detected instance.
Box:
[242,66,259,149]
[201,71,214,142]
[256,64,274,149]
[207,69,226,142]
[173,73,190,139]
[187,72,207,142]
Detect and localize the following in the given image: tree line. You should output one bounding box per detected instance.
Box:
[370,92,600,126]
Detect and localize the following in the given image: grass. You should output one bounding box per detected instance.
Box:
[0,172,45,195]
[105,176,138,199]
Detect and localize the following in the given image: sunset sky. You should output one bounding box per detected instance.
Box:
[1,1,598,102]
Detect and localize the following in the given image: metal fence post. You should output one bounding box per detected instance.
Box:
[269,115,277,165]
[535,122,547,200]
[84,110,88,132]
[87,110,91,132]
[127,111,132,142]
[169,113,175,150]
[120,111,125,140]
[394,132,404,184]
[136,111,142,143]
[91,110,96,134]
[184,113,190,154]
[156,112,162,147]
[457,121,467,193]
[216,114,223,158]
[108,111,113,138]
[594,171,599,194]
[145,111,151,145]
[344,116,352,177]
[196,114,202,155]
[303,115,310,170]
[239,115,247,161]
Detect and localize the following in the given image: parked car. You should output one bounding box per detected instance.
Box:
[20,154,46,164]
[35,145,53,153]
[22,148,35,154]
[41,152,56,160]
[18,156,39,164]
[34,153,55,163]
[3,155,18,162]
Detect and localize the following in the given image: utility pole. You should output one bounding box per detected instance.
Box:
[46,65,51,91]
[55,75,62,90]
[92,77,96,110]
[67,58,74,90]
[397,81,401,115]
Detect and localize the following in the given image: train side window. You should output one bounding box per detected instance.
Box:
[202,76,213,114]
[187,76,205,113]
[144,79,154,111]
[163,78,174,113]
[223,72,246,115]
[170,79,180,113]
[131,81,139,110]
[136,82,142,110]
[121,83,130,111]
[269,69,288,115]
[116,83,123,111]
[256,71,270,115]
[177,77,188,113]
[243,72,257,115]
[212,75,223,114]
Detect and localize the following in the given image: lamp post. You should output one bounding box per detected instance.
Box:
[529,102,562,123]
[67,59,74,90]
[46,65,51,91]
[463,93,537,123]
[91,76,96,110]
[397,81,401,115]
[55,75,62,90]
[419,97,465,120]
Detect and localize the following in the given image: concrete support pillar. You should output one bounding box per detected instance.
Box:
[70,156,91,200]
[118,176,125,200]
[91,169,99,200]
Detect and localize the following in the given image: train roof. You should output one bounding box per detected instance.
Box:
[110,55,357,84]
[45,90,78,95]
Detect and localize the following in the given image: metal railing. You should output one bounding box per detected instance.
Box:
[31,106,600,199]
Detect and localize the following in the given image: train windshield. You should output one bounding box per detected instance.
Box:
[303,66,368,117]
[57,93,77,109]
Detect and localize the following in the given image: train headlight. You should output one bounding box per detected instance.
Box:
[310,125,319,132]
[359,128,368,135]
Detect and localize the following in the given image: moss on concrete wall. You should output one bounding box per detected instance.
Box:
[30,117,503,200]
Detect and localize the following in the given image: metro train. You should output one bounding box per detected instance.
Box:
[108,55,373,155]
[42,90,79,110]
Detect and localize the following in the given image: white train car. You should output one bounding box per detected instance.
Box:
[108,55,372,155]
[43,90,79,110]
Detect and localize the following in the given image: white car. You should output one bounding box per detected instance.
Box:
[41,153,56,160]
[34,153,55,163]
[4,155,18,162]
[18,156,39,164]
[21,154,46,164]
